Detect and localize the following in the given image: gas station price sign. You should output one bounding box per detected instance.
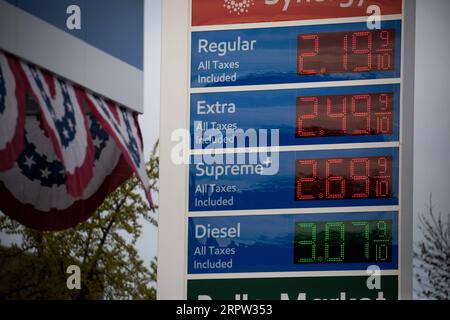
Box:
[157,0,413,301]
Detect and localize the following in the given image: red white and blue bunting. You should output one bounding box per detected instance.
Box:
[84,93,153,207]
[20,61,95,197]
[0,51,153,231]
[0,52,25,171]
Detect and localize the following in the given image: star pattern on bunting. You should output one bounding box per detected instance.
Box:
[29,65,77,148]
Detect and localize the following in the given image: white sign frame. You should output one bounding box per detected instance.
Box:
[0,0,144,113]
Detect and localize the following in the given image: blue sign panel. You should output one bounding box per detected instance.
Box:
[6,0,144,69]
[191,20,402,88]
[188,211,398,274]
[189,148,399,212]
[190,84,400,149]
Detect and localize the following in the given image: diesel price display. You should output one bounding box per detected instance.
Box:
[294,219,393,264]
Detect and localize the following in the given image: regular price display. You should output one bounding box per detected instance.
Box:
[294,219,393,264]
[296,92,394,138]
[295,156,393,201]
[298,29,396,76]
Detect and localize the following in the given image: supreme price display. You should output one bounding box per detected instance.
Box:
[295,156,393,201]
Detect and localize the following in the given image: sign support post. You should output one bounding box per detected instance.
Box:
[158,0,190,300]
[399,0,415,300]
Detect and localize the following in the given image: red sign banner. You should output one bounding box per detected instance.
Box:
[192,0,402,26]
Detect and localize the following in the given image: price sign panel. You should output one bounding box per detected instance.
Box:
[189,148,399,212]
[191,21,401,88]
[190,84,400,149]
[188,212,398,274]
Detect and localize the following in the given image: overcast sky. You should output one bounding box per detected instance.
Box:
[413,0,450,228]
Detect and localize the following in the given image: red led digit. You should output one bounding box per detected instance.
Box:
[379,93,390,110]
[327,96,347,134]
[377,157,388,174]
[377,30,393,70]
[298,34,320,75]
[352,32,373,72]
[375,157,391,197]
[376,115,391,134]
[376,178,391,197]
[297,97,319,137]
[380,30,391,47]
[296,160,318,200]
[343,34,349,71]
[376,94,392,134]
[352,95,372,135]
[326,159,346,199]
[350,158,370,198]
[377,53,391,70]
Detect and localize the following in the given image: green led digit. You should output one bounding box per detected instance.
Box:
[325,222,345,262]
[375,242,390,261]
[377,220,388,238]
[375,220,391,261]
[297,223,317,263]
[352,221,370,260]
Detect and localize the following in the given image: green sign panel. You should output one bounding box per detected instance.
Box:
[188,276,398,300]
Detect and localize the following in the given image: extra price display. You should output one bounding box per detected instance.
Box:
[191,21,401,87]
[296,91,396,138]
[189,148,399,212]
[188,212,398,274]
[190,84,400,149]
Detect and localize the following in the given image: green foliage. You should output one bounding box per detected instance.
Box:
[414,195,450,300]
[0,142,159,300]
